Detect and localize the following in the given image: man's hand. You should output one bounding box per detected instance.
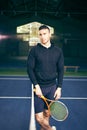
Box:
[54,87,62,100]
[35,84,43,98]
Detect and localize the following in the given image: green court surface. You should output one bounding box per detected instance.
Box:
[0,68,87,76]
[0,68,27,75]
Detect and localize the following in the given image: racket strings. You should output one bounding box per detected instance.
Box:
[50,102,68,121]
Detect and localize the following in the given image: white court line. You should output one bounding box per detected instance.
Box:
[0,77,29,80]
[0,96,31,99]
[60,97,87,100]
[64,79,87,81]
[0,77,87,81]
[0,96,87,100]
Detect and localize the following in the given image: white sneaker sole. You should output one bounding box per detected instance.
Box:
[52,126,56,130]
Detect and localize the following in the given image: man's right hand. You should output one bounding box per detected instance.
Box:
[35,84,43,98]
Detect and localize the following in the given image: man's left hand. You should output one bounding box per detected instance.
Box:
[54,87,62,100]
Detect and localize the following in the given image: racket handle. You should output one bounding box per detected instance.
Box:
[33,88,36,92]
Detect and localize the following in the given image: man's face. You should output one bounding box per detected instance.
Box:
[39,29,51,44]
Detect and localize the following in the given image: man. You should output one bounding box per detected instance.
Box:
[27,25,64,130]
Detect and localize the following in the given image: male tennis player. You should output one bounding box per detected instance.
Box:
[27,25,64,130]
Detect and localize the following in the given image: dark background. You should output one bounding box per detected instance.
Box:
[0,0,87,69]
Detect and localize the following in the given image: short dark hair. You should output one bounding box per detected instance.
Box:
[39,25,50,32]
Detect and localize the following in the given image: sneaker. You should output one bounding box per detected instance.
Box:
[52,126,56,130]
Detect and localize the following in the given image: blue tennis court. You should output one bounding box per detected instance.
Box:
[0,76,87,130]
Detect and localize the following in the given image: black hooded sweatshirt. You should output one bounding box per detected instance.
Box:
[27,43,64,88]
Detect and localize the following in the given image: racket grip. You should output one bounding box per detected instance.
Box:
[33,89,36,92]
[33,89,45,99]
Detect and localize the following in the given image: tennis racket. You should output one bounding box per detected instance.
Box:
[34,89,68,121]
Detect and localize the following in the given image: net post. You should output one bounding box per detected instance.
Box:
[29,84,36,130]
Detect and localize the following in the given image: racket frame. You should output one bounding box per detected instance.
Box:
[41,95,69,121]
